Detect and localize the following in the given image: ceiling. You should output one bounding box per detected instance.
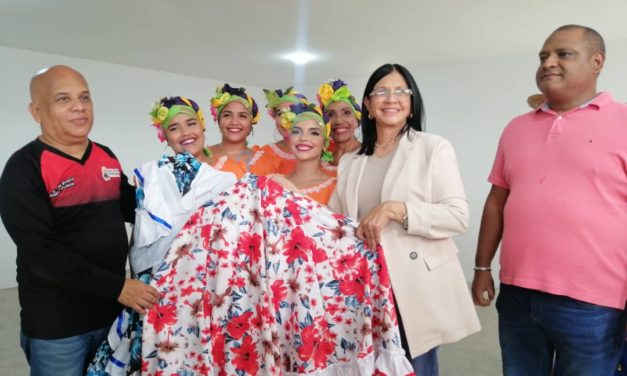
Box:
[1,0,626,88]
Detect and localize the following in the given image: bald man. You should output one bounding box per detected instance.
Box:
[471,25,626,375]
[0,65,159,376]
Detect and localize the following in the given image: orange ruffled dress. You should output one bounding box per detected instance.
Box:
[210,149,277,179]
[269,174,337,205]
[255,143,337,177]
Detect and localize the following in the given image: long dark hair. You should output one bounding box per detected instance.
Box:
[359,63,425,155]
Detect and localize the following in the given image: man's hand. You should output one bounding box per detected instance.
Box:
[117,278,160,315]
[471,271,495,307]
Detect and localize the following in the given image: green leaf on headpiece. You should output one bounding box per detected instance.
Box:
[263,89,280,109]
[331,86,351,101]
[321,150,334,163]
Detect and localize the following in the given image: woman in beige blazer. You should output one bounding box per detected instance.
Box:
[328,63,480,375]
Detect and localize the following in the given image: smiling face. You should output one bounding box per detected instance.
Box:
[364,70,411,129]
[165,113,205,158]
[325,101,359,144]
[29,66,93,145]
[218,101,252,144]
[288,118,325,162]
[535,28,604,108]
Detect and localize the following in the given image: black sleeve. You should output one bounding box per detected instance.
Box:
[0,151,125,300]
[97,142,136,224]
[120,171,136,224]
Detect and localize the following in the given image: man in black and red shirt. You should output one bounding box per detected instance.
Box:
[0,65,159,376]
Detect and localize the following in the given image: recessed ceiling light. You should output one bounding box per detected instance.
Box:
[282,51,317,65]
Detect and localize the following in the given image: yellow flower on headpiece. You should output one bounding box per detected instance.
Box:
[180,97,192,107]
[318,83,333,107]
[280,111,296,129]
[324,121,331,141]
[211,92,231,109]
[156,106,169,123]
[252,111,261,125]
[197,109,206,129]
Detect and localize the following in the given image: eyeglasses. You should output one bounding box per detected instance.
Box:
[369,88,413,99]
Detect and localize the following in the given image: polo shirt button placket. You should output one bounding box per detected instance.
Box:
[550,115,564,135]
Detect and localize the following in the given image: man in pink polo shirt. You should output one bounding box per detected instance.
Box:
[471,24,626,375]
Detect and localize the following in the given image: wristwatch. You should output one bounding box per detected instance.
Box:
[401,214,408,230]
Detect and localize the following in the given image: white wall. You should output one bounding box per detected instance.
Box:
[2,42,627,289]
[0,46,277,289]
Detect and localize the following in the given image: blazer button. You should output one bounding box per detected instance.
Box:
[409,252,418,260]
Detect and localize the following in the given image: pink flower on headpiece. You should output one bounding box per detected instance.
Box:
[151,123,166,142]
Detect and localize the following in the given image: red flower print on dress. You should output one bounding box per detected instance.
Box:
[211,332,226,370]
[202,291,212,318]
[238,232,262,265]
[285,199,303,225]
[227,310,254,340]
[231,335,259,375]
[180,285,196,297]
[332,252,360,276]
[271,279,287,310]
[258,176,283,206]
[186,210,203,227]
[147,303,177,333]
[339,257,370,303]
[229,276,247,289]
[312,247,328,263]
[297,324,335,369]
[200,224,213,249]
[375,245,392,288]
[319,219,348,242]
[196,362,210,376]
[283,226,316,264]
[138,174,414,375]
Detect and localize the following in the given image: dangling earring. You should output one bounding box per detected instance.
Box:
[368,114,373,120]
[409,113,414,119]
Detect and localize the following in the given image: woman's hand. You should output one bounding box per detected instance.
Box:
[356,201,406,248]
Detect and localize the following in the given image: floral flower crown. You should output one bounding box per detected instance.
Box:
[280,102,333,163]
[317,79,362,124]
[149,96,205,142]
[263,87,308,119]
[210,83,260,125]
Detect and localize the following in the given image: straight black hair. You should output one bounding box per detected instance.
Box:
[359,63,425,156]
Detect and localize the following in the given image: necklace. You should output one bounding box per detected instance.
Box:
[375,139,396,148]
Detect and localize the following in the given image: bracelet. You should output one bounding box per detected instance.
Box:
[401,203,409,231]
[473,266,492,272]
